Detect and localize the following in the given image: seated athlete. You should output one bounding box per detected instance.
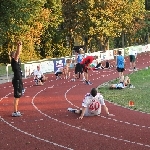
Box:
[105,60,111,68]
[67,88,114,119]
[55,67,64,79]
[94,57,104,70]
[34,66,48,85]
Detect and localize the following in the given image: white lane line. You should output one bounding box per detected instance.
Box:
[0,116,73,150]
[31,86,150,149]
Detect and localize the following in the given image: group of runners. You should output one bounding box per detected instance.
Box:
[54,48,113,85]
[10,43,137,118]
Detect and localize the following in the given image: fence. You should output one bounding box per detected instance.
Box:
[6,44,150,80]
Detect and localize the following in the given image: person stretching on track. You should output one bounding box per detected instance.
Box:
[68,88,114,119]
[80,55,94,85]
[10,41,23,117]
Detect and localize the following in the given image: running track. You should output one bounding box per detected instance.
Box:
[0,52,150,150]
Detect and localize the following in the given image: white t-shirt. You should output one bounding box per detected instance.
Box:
[129,49,137,57]
[55,67,63,74]
[82,93,105,116]
[34,70,43,78]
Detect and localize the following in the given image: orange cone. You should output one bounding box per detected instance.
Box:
[128,100,134,107]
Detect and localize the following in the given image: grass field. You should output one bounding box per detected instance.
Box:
[98,67,150,113]
[0,64,8,76]
[0,64,24,76]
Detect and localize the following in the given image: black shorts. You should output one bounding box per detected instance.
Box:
[129,55,136,62]
[55,72,62,76]
[81,64,88,73]
[12,78,23,98]
[117,67,124,72]
[34,77,44,83]
[75,63,83,74]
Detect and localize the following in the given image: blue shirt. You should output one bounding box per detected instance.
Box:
[117,55,124,68]
[115,82,124,89]
[77,54,83,63]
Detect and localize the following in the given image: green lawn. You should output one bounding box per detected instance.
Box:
[0,64,24,76]
[0,64,8,76]
[98,68,150,113]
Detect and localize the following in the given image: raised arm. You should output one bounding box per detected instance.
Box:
[14,41,22,61]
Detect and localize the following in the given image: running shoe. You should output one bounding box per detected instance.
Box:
[67,108,77,113]
[22,89,26,95]
[71,78,76,81]
[12,111,22,117]
[85,81,92,85]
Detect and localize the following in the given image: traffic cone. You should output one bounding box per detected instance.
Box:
[128,100,134,107]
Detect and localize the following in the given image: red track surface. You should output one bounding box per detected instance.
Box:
[1,52,150,150]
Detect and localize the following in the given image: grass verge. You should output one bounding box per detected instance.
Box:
[98,68,150,113]
[0,64,24,77]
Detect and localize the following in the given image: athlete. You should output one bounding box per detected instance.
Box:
[116,51,125,79]
[129,48,137,71]
[10,41,23,117]
[74,48,85,80]
[109,75,125,89]
[68,88,114,119]
[55,67,64,79]
[80,55,94,85]
[34,66,48,85]
[109,75,135,89]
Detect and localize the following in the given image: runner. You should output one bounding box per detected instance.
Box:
[80,55,94,85]
[68,88,114,119]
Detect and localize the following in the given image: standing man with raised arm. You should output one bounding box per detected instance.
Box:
[10,41,23,117]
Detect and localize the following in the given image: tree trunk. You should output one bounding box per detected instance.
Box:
[122,32,125,48]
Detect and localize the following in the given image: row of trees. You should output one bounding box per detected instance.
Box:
[0,0,149,63]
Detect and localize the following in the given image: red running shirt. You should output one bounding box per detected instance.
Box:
[81,56,94,66]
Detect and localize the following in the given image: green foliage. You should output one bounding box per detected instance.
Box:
[0,0,47,62]
[99,68,150,113]
[0,0,149,63]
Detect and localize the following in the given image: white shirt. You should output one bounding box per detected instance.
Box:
[129,49,137,56]
[82,93,105,116]
[55,67,63,74]
[34,70,43,78]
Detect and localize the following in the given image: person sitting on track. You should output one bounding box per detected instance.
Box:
[34,66,48,85]
[67,88,114,119]
[93,56,104,70]
[104,60,112,69]
[55,67,64,80]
